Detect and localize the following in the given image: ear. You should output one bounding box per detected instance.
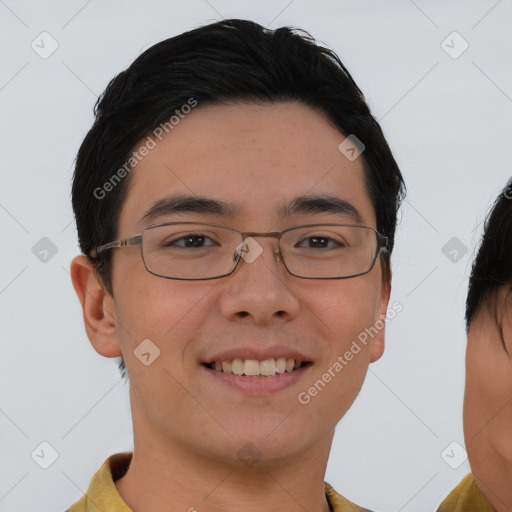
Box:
[369,266,392,363]
[70,255,122,358]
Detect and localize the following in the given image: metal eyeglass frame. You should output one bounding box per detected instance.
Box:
[89,221,389,280]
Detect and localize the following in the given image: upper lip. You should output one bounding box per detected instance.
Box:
[202,345,312,363]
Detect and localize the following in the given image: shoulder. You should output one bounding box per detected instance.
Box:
[325,482,374,512]
[66,452,133,512]
[437,473,495,512]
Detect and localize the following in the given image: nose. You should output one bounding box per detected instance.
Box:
[219,237,300,325]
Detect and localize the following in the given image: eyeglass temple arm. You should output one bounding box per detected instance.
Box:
[89,235,142,258]
[378,235,389,254]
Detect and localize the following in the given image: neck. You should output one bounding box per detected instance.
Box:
[115,426,334,512]
[472,453,512,511]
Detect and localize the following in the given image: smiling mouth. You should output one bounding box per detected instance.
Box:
[203,358,311,377]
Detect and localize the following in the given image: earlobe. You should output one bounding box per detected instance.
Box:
[369,334,385,363]
[70,255,122,358]
[370,269,392,363]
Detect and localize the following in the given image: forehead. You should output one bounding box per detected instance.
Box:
[118,101,375,233]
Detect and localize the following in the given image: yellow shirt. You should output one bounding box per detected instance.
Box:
[437,473,495,511]
[66,452,372,512]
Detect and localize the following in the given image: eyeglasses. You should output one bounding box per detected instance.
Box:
[90,222,388,280]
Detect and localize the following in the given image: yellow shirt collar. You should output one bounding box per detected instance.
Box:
[437,473,495,512]
[67,452,371,512]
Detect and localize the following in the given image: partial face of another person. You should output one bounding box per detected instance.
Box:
[465,287,512,510]
[76,101,390,467]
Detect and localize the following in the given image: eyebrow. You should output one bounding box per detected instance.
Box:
[139,195,238,225]
[138,193,363,226]
[279,194,363,223]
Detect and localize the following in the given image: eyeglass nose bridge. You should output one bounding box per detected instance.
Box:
[232,231,284,266]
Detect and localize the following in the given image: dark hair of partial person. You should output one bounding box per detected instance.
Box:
[466,180,512,347]
[71,18,406,379]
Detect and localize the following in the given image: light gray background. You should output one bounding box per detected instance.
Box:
[1,1,511,511]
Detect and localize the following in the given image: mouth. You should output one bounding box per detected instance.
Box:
[202,358,312,377]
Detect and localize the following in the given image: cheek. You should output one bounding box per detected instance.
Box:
[465,347,512,461]
[297,277,384,415]
[298,291,380,429]
[115,278,217,424]
[113,270,213,364]
[307,277,384,350]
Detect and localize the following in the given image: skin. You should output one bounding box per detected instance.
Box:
[71,101,390,512]
[464,287,512,511]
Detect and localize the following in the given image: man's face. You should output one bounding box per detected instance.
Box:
[104,102,389,465]
[464,288,512,509]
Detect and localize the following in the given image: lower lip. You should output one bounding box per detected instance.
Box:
[202,364,311,395]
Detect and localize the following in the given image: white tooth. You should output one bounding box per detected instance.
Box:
[231,359,244,375]
[285,359,295,372]
[243,359,260,376]
[294,360,301,370]
[222,361,232,373]
[215,362,223,372]
[275,357,286,373]
[260,359,276,376]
